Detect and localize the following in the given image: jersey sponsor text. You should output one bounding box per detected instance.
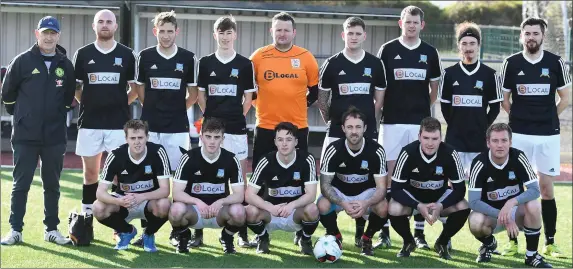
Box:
[410,179,444,190]
[338,83,370,95]
[88,72,121,84]
[208,84,238,96]
[191,182,226,195]
[120,179,154,193]
[487,185,520,201]
[452,94,483,107]
[394,68,427,81]
[516,84,550,96]
[268,186,302,197]
[150,77,181,90]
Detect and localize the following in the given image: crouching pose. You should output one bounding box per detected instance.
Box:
[318,107,389,256]
[168,118,246,254]
[468,123,551,268]
[388,117,470,260]
[245,122,320,255]
[94,120,171,252]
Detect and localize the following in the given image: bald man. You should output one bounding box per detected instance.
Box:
[72,9,138,241]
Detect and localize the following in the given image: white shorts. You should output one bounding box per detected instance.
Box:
[267,210,302,233]
[512,133,560,176]
[320,187,376,219]
[75,129,125,157]
[190,205,222,229]
[111,193,148,223]
[148,132,190,171]
[407,189,453,215]
[458,152,479,180]
[199,133,248,160]
[380,124,419,161]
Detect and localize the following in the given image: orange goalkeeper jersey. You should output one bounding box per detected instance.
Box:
[250,44,319,129]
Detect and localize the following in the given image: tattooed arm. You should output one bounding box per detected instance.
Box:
[320,173,342,205]
[318,89,331,124]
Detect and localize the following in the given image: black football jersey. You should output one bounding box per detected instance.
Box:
[135,46,197,133]
[392,140,464,203]
[100,142,171,195]
[500,50,572,135]
[73,42,136,129]
[377,38,443,124]
[468,148,538,209]
[249,150,317,205]
[173,147,242,205]
[319,50,386,139]
[320,138,387,196]
[197,52,256,134]
[440,61,503,152]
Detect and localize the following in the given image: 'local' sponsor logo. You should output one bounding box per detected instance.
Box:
[516,84,550,96]
[263,70,299,81]
[208,84,238,96]
[150,77,181,90]
[192,182,225,194]
[120,179,154,192]
[338,83,370,95]
[410,179,444,190]
[487,185,520,201]
[394,68,426,81]
[340,174,368,184]
[452,95,482,107]
[268,186,302,197]
[88,72,120,84]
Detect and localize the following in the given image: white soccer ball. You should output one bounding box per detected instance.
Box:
[313,235,342,263]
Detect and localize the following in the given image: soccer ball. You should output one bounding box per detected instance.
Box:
[313,235,342,263]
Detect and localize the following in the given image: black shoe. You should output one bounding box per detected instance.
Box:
[476,244,493,263]
[397,241,416,257]
[169,229,181,246]
[175,229,191,254]
[333,233,343,250]
[256,234,270,254]
[220,235,237,254]
[131,234,144,247]
[299,237,313,255]
[237,234,256,248]
[525,253,553,268]
[86,214,94,241]
[361,237,374,256]
[189,233,203,248]
[373,232,392,249]
[294,230,303,246]
[414,234,430,250]
[434,242,452,260]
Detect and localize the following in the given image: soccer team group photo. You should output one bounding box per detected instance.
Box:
[0,1,571,268]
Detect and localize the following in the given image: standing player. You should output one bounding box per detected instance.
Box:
[388,117,469,259]
[439,21,503,178]
[72,9,138,224]
[195,15,256,248]
[250,12,319,171]
[93,120,171,252]
[375,5,443,249]
[318,17,386,247]
[468,123,551,268]
[168,118,246,254]
[134,10,197,171]
[319,107,388,256]
[500,17,571,257]
[245,122,320,255]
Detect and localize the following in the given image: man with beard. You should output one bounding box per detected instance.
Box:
[319,107,388,256]
[500,17,571,258]
[134,10,198,246]
[440,21,503,178]
[375,6,444,248]
[317,17,387,249]
[72,10,138,241]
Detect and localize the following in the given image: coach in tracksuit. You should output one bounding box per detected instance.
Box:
[0,16,75,245]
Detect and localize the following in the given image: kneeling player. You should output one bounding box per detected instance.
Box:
[93,120,171,252]
[468,123,551,268]
[245,122,319,255]
[168,118,246,254]
[318,107,388,256]
[388,117,470,259]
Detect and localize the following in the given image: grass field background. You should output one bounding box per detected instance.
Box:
[1,168,572,268]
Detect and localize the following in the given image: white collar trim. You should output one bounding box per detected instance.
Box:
[399,36,421,50]
[215,50,237,64]
[345,138,365,157]
[342,49,365,64]
[128,146,147,165]
[419,145,438,163]
[156,45,178,60]
[489,150,509,169]
[201,147,221,164]
[522,50,544,65]
[459,60,481,76]
[94,40,117,55]
[276,151,296,169]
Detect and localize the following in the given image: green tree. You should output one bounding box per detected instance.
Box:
[444,1,523,26]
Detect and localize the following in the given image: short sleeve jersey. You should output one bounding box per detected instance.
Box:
[72,42,136,129]
[248,150,317,205]
[319,50,386,139]
[99,142,171,195]
[468,148,538,209]
[440,61,503,152]
[250,45,319,129]
[500,50,572,135]
[377,38,443,124]
[197,52,256,134]
[392,140,465,203]
[135,46,197,133]
[320,138,387,196]
[173,147,242,205]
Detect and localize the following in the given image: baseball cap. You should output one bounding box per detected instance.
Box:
[37,16,60,33]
